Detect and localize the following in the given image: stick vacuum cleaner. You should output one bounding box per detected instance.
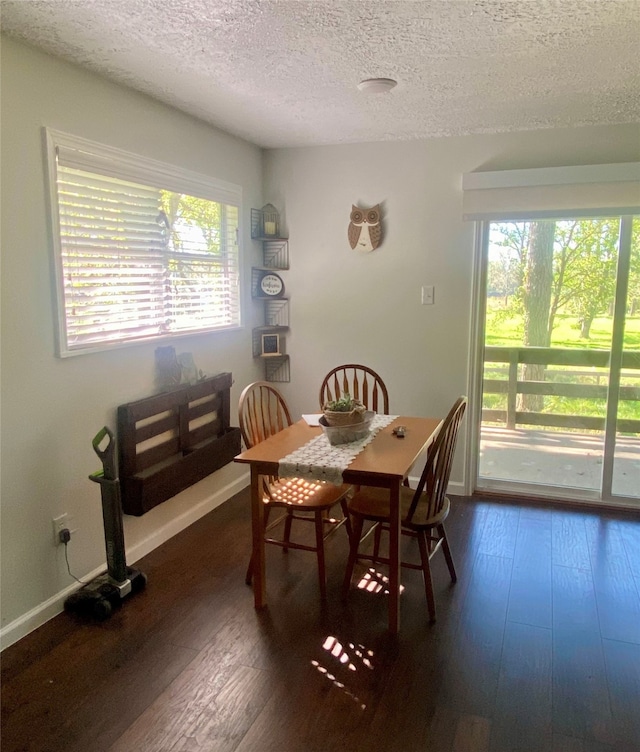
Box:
[64,426,147,619]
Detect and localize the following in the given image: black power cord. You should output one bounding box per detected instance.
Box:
[60,529,85,584]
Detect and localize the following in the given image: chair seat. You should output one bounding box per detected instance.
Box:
[267,477,352,509]
[348,486,450,529]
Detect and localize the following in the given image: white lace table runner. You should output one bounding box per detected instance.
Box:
[279,414,398,485]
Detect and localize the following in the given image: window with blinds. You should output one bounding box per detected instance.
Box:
[45,129,242,356]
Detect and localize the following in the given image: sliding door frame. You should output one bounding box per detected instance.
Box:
[601,215,633,500]
[465,214,639,510]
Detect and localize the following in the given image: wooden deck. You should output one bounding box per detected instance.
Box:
[480,426,640,498]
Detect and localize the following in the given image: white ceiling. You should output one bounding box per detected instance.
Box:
[2,0,639,149]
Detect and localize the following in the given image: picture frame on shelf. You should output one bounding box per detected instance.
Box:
[261,333,281,356]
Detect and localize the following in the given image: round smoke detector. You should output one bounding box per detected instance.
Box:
[357,77,398,93]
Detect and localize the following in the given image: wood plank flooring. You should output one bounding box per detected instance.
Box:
[2,491,639,751]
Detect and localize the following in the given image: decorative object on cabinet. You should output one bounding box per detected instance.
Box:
[348,204,383,252]
[155,345,182,390]
[177,352,199,385]
[251,204,290,382]
[155,347,204,390]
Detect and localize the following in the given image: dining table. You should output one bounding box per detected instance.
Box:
[234,414,442,634]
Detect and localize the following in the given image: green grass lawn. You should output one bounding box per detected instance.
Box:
[484,307,640,423]
[485,307,640,350]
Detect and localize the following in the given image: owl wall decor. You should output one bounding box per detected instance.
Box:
[348,204,383,253]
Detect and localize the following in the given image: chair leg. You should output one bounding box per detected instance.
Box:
[282,508,293,553]
[439,524,457,582]
[417,531,436,622]
[314,512,327,600]
[340,499,353,540]
[372,523,382,562]
[342,515,364,601]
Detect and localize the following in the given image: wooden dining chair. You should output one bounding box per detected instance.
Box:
[239,381,352,599]
[342,396,467,622]
[319,364,390,414]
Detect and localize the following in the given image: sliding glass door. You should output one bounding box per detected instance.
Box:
[475,214,639,505]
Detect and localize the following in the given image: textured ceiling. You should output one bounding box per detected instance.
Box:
[2,0,639,148]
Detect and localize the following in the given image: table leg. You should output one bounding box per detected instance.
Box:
[250,467,266,608]
[388,481,401,634]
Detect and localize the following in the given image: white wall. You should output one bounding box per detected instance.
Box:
[0,38,264,647]
[264,124,640,484]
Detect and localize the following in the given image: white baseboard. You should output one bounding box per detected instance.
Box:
[0,569,107,653]
[0,473,249,652]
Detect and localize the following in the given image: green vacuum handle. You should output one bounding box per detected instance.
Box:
[92,426,117,481]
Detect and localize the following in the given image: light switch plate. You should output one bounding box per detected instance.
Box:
[421,285,435,305]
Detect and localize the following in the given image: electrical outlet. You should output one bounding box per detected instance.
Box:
[52,514,69,546]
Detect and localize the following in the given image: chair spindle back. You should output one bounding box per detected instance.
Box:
[319,364,390,414]
[405,397,467,524]
[238,381,292,449]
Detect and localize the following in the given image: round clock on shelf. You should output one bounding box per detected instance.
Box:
[259,272,284,297]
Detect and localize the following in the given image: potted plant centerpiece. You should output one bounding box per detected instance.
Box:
[322,393,366,426]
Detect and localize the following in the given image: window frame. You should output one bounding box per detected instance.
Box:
[44,128,244,357]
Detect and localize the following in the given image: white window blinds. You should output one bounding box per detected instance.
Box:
[46,129,242,356]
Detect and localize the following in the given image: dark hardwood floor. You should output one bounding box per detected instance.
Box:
[2,490,639,751]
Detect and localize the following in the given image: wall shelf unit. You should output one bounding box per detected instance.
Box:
[251,326,289,357]
[251,206,290,382]
[264,356,291,383]
[262,239,289,269]
[263,298,289,327]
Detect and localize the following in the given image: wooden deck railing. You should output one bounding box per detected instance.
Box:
[482,346,640,433]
